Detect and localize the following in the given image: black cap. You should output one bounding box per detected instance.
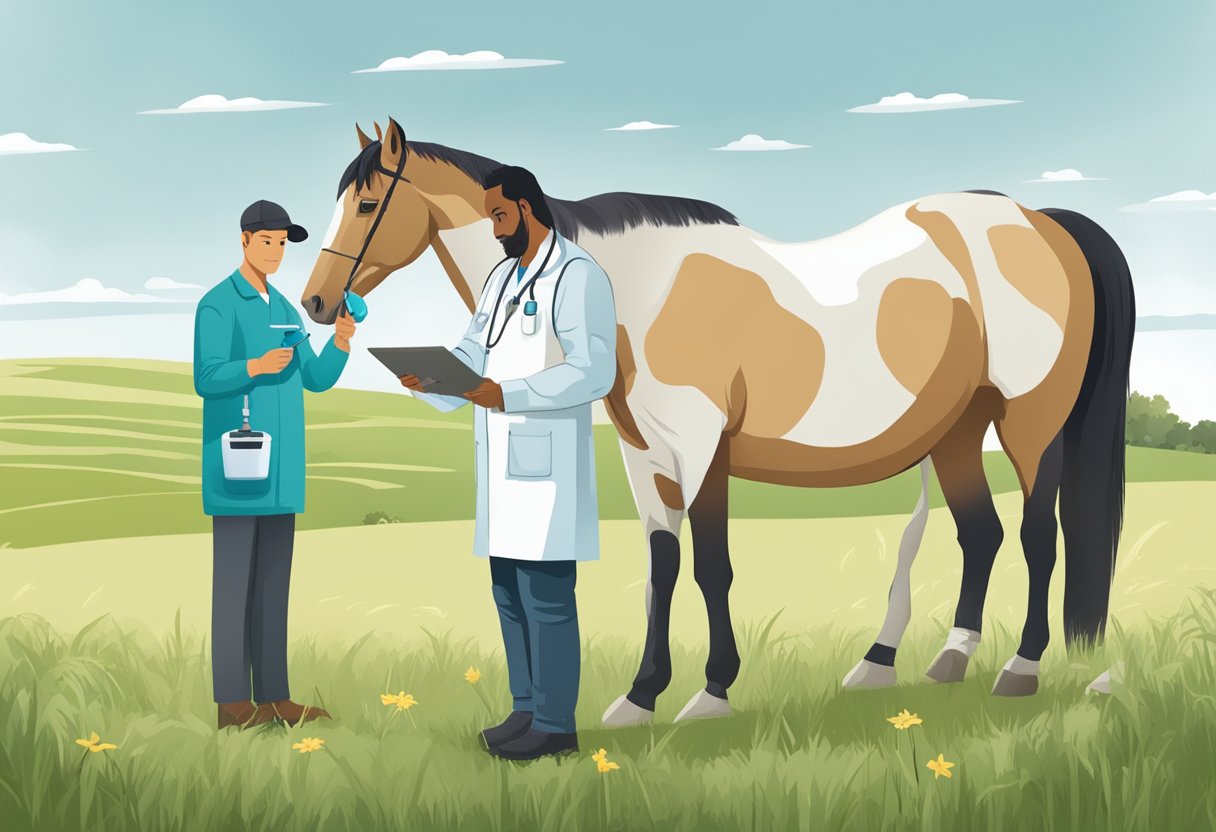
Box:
[240,200,308,242]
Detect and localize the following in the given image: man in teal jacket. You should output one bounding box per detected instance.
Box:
[193,199,356,730]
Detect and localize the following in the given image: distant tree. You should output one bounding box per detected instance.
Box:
[1125,392,1213,454]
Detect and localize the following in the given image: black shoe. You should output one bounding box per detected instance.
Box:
[481,711,533,749]
[490,728,579,761]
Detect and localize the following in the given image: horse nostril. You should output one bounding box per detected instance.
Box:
[309,295,324,315]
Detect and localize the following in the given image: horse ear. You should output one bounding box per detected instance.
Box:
[373,122,383,141]
[356,123,373,149]
[386,118,406,155]
[380,117,407,171]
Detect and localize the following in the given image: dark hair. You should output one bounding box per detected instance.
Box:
[484,166,555,229]
[337,139,738,241]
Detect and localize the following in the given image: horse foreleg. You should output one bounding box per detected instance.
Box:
[842,459,932,690]
[677,434,737,721]
[602,443,686,728]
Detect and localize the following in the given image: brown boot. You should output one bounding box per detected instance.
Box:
[254,699,331,727]
[217,699,262,729]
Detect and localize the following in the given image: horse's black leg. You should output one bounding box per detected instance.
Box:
[990,431,1065,697]
[625,529,680,712]
[925,398,1003,683]
[688,436,740,704]
[1016,432,1064,662]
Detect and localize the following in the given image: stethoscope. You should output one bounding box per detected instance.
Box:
[483,227,558,351]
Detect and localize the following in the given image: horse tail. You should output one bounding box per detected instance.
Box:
[1039,207,1136,647]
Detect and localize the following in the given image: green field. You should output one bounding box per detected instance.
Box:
[2,358,1214,549]
[2,358,1214,830]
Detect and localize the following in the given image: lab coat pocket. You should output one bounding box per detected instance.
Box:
[506,424,552,478]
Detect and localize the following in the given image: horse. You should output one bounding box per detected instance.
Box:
[302,118,1134,725]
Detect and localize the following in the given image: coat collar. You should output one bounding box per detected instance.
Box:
[228,268,289,305]
[514,228,568,284]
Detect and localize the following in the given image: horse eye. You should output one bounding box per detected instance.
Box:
[358,199,378,214]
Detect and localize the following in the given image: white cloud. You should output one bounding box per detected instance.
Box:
[353,50,562,73]
[0,279,191,305]
[144,277,204,290]
[606,120,678,131]
[1024,168,1107,183]
[0,132,80,155]
[138,94,328,115]
[849,92,1021,113]
[1121,189,1216,213]
[714,134,810,152]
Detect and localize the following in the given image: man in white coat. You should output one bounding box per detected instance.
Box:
[400,165,617,760]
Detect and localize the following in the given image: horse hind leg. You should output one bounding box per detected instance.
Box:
[924,392,1004,684]
[991,400,1067,697]
[842,459,932,690]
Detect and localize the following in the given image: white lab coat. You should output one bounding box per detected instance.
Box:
[414,230,617,561]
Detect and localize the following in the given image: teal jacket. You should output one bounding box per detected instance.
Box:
[193,270,348,516]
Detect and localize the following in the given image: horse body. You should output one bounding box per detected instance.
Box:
[304,122,1132,725]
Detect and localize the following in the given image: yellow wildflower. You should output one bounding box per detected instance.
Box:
[886,709,924,730]
[926,754,955,779]
[464,667,482,684]
[380,691,417,710]
[592,748,620,773]
[75,731,117,753]
[292,737,326,754]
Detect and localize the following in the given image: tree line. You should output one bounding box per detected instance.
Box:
[1126,392,1215,454]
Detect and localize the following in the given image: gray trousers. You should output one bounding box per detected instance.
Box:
[211,514,295,704]
[489,556,580,734]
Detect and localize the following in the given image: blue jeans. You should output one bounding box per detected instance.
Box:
[489,557,580,734]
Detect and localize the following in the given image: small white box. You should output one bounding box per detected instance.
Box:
[221,430,272,480]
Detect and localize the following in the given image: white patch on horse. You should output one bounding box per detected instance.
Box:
[320,197,346,249]
[750,203,926,307]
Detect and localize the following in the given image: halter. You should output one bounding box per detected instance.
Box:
[319,138,412,313]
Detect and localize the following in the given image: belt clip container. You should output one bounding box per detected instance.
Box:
[221,395,272,480]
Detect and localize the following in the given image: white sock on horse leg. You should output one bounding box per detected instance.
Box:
[1002,654,1040,675]
[944,627,981,657]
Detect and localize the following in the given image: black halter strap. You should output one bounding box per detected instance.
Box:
[319,147,412,305]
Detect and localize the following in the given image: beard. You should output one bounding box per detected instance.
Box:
[497,208,529,258]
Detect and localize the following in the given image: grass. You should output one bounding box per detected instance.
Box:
[1,591,1214,832]
[2,358,1214,548]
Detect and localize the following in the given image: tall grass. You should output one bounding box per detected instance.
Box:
[2,593,1214,831]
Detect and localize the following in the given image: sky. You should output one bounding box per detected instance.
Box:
[1,0,1213,417]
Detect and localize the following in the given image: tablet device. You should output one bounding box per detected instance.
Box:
[369,346,484,396]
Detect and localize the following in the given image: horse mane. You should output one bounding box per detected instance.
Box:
[337,139,739,241]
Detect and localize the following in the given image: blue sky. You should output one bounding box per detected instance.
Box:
[1,1,1214,345]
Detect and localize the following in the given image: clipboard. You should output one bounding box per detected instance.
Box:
[369,346,484,396]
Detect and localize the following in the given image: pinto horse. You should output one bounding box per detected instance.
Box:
[303,119,1134,724]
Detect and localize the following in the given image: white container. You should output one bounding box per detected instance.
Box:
[220,394,272,480]
[221,429,272,480]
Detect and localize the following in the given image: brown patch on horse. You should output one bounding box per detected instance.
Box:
[905,205,985,336]
[994,208,1096,496]
[987,221,1070,328]
[729,297,984,487]
[645,254,825,438]
[877,279,955,395]
[604,325,648,451]
[654,474,685,511]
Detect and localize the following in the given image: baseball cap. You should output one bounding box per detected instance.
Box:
[240,200,308,243]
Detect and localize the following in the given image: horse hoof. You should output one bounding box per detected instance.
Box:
[674,689,731,722]
[991,669,1039,697]
[842,659,897,689]
[602,695,653,728]
[924,649,969,683]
